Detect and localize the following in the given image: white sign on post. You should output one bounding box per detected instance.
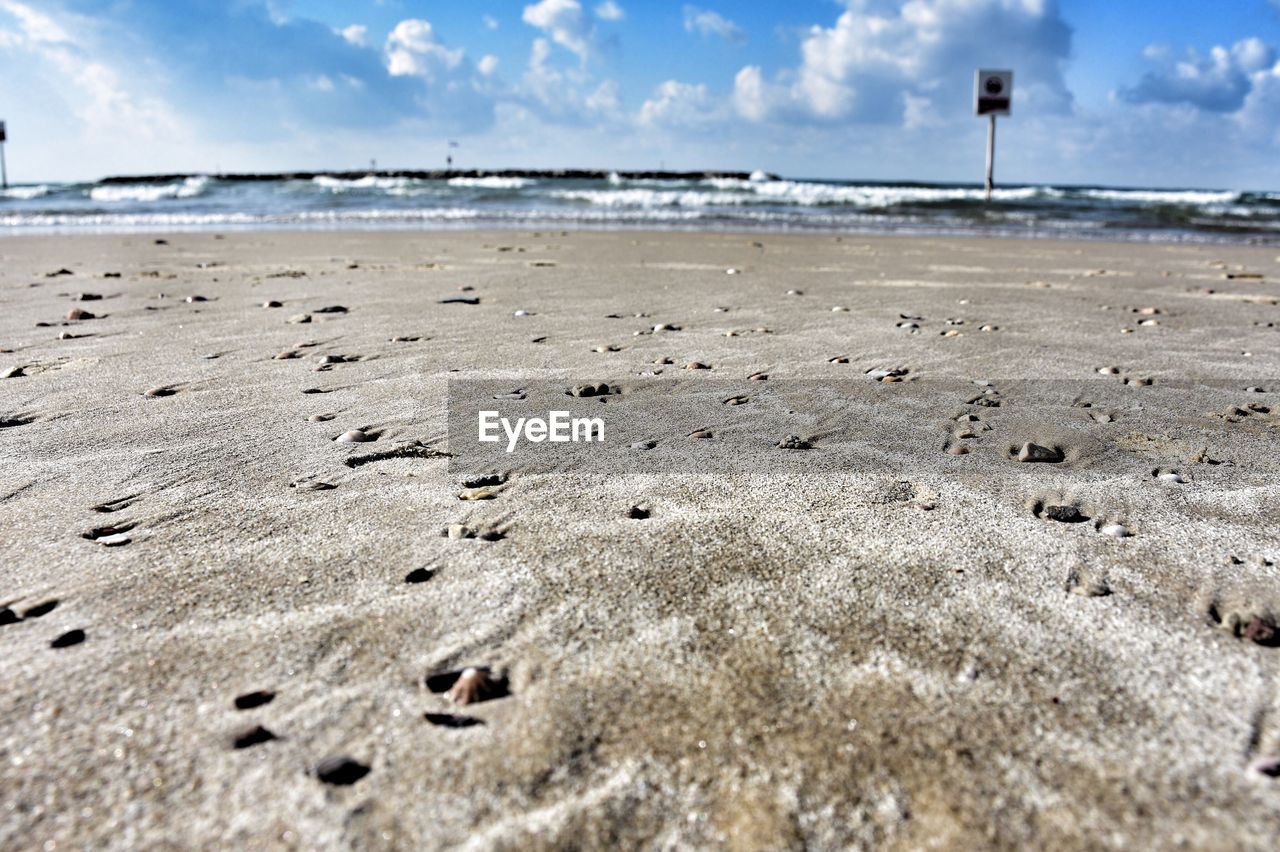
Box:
[975,69,1012,116]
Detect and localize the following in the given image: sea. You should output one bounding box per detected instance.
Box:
[2,170,1278,243]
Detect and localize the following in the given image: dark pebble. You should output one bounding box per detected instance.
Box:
[626,505,651,520]
[405,567,434,584]
[234,689,276,710]
[0,607,19,626]
[313,305,348,314]
[424,712,483,728]
[22,600,58,619]
[51,629,86,648]
[314,755,370,785]
[232,725,277,749]
[1243,616,1279,647]
[1045,505,1089,523]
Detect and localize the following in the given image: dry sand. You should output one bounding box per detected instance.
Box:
[1,229,1279,849]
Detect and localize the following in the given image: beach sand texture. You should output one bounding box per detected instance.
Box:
[2,230,1279,849]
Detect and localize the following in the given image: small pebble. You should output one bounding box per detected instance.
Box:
[1157,472,1184,484]
[95,533,131,546]
[778,435,810,450]
[51,629,86,648]
[1,366,25,379]
[314,756,370,786]
[288,313,311,324]
[447,524,474,540]
[444,667,505,705]
[143,386,176,398]
[308,414,333,422]
[232,725,277,749]
[458,487,497,501]
[66,308,95,321]
[1099,522,1132,538]
[626,505,650,520]
[263,300,283,308]
[234,690,276,710]
[1016,442,1064,463]
[1044,505,1088,523]
[1249,756,1280,777]
[684,362,709,370]
[274,350,299,360]
[405,567,434,583]
[945,445,969,456]
[335,430,372,443]
[689,430,713,439]
[1243,616,1279,647]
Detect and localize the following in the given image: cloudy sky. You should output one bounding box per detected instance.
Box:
[2,0,1279,188]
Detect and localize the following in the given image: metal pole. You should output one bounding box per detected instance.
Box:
[984,114,995,203]
[1,142,7,190]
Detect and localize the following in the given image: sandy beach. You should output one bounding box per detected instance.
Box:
[2,229,1279,849]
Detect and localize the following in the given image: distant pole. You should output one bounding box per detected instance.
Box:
[975,69,1012,204]
[984,114,996,203]
[0,120,7,190]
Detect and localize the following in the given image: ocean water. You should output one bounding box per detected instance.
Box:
[1,171,1278,243]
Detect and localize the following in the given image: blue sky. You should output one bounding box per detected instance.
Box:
[2,1,1279,188]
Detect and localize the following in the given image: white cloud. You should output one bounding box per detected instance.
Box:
[733,65,777,122]
[338,24,368,47]
[0,0,182,140]
[1122,38,1276,112]
[639,79,719,127]
[518,34,619,121]
[734,0,1073,125]
[595,2,625,22]
[523,0,592,62]
[478,54,499,76]
[483,15,499,30]
[385,19,464,79]
[682,6,745,45]
[586,79,620,112]
[0,0,70,43]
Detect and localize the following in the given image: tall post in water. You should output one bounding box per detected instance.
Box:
[974,70,1012,204]
[985,114,996,203]
[0,121,7,190]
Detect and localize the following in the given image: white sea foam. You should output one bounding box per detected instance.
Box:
[0,184,52,200]
[89,176,208,203]
[447,176,535,189]
[313,175,414,192]
[553,181,1041,208]
[1078,188,1239,205]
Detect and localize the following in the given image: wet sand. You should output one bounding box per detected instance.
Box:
[1,229,1279,849]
